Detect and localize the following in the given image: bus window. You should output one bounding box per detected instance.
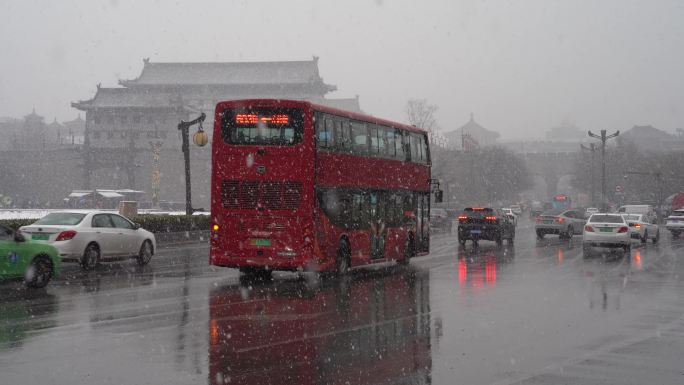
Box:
[385,127,396,157]
[351,121,369,155]
[410,133,427,163]
[421,134,429,163]
[369,125,379,155]
[395,129,406,160]
[335,119,352,153]
[349,191,369,229]
[315,114,334,148]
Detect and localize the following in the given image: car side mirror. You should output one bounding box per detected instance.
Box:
[133,223,141,230]
[13,231,25,242]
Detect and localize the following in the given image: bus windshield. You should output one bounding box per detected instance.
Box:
[221,107,304,145]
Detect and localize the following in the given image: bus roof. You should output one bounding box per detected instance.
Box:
[214,99,428,135]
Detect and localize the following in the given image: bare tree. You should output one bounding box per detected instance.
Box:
[406,99,440,143]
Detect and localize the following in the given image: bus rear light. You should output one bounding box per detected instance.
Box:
[585,225,594,232]
[55,230,77,241]
[618,226,629,233]
[634,223,641,229]
[213,224,219,231]
[210,319,219,345]
[485,216,497,221]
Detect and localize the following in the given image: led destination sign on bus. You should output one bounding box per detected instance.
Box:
[235,113,290,125]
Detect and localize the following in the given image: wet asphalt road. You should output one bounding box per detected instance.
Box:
[2,218,684,385]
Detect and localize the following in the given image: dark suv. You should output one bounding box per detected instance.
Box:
[430,208,453,233]
[457,207,515,245]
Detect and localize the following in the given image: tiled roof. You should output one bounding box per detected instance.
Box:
[72,87,184,110]
[120,58,335,90]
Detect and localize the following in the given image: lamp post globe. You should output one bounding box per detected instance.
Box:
[193,130,209,147]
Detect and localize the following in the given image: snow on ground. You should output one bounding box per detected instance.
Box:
[0,209,210,220]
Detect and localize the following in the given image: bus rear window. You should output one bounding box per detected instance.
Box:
[221,108,304,145]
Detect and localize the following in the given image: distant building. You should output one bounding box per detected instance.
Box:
[0,109,83,151]
[545,120,585,141]
[618,124,684,152]
[443,113,500,149]
[71,57,361,204]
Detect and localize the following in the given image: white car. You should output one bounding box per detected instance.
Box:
[501,208,518,225]
[583,213,631,257]
[621,213,660,243]
[585,207,599,219]
[665,209,684,238]
[20,211,156,270]
[510,204,523,216]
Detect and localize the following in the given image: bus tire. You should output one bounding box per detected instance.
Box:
[335,239,351,276]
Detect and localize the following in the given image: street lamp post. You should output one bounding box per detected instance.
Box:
[178,112,207,216]
[588,129,619,212]
[580,143,596,207]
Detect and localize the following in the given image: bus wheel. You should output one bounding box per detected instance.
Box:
[335,240,351,275]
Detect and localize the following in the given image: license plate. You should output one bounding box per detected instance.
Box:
[470,229,481,235]
[250,238,271,246]
[32,234,49,240]
[543,220,553,224]
[599,227,613,233]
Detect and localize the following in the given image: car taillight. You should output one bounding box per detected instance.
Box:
[485,215,497,221]
[556,217,565,223]
[584,225,594,232]
[55,230,77,241]
[458,215,469,221]
[617,226,629,233]
[535,216,541,223]
[634,224,641,229]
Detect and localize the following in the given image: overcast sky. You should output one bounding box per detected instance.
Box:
[1,0,683,139]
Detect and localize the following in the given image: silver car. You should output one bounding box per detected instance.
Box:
[535,209,586,240]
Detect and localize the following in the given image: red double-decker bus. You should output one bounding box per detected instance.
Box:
[210,99,439,274]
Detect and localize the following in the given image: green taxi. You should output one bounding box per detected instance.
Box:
[0,224,60,288]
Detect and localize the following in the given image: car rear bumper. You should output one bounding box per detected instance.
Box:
[535,224,564,234]
[583,233,629,248]
[458,226,502,241]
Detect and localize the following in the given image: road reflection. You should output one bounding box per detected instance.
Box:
[209,267,432,385]
[0,287,58,348]
[456,243,514,291]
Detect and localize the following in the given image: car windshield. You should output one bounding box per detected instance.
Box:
[463,208,493,218]
[590,214,625,223]
[541,209,565,216]
[33,212,86,226]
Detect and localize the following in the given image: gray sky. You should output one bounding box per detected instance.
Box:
[1,0,683,139]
